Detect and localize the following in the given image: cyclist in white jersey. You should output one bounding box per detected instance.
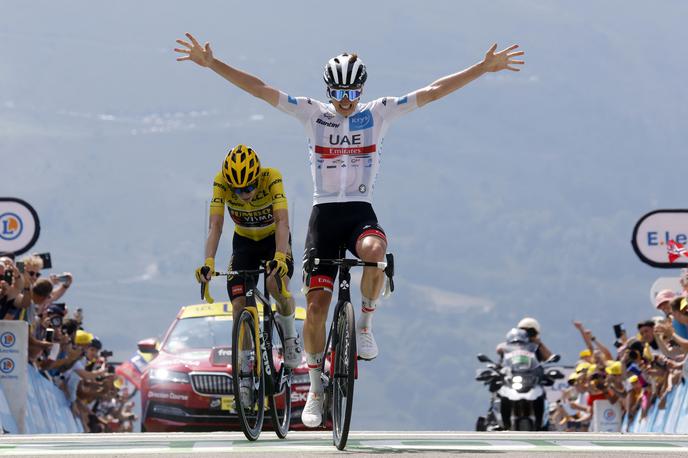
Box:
[175,33,524,427]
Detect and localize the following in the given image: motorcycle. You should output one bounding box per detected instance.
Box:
[475,351,564,431]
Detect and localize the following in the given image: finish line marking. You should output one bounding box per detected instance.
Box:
[1,432,687,455]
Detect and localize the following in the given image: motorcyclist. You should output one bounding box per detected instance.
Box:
[495,327,547,430]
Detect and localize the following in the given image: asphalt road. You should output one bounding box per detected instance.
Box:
[0,431,687,457]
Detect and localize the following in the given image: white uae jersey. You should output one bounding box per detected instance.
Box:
[276,91,418,205]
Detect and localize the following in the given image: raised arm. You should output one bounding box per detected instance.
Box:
[414,43,525,107]
[175,33,280,107]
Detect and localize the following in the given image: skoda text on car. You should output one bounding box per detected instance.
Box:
[140,302,314,432]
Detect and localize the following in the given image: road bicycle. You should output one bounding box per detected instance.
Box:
[303,250,394,450]
[200,265,292,440]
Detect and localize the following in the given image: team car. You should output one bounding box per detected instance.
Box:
[140,301,314,432]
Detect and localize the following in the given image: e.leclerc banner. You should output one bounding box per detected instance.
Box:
[0,321,28,433]
[632,209,688,268]
[0,198,40,256]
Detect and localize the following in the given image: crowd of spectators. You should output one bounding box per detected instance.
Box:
[0,253,136,433]
[551,269,688,431]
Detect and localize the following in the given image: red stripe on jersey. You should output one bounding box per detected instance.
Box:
[315,144,376,158]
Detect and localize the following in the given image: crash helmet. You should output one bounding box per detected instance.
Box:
[506,328,529,345]
[323,53,367,89]
[222,144,261,188]
[518,317,541,335]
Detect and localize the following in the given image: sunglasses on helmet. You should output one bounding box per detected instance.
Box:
[328,88,362,102]
[231,181,259,195]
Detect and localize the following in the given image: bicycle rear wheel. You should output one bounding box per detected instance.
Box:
[332,301,356,450]
[268,319,292,439]
[231,309,265,441]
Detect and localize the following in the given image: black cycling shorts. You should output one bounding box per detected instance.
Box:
[303,202,386,292]
[227,232,294,301]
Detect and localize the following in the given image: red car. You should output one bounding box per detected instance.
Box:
[140,301,316,432]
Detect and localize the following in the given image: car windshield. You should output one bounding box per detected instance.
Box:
[163,316,232,353]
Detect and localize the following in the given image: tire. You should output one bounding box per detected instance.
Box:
[476,416,487,431]
[268,319,292,439]
[332,301,356,450]
[232,309,265,441]
[516,417,534,431]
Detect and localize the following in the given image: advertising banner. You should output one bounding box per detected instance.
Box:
[632,210,688,268]
[0,198,40,256]
[0,320,28,433]
[591,399,622,432]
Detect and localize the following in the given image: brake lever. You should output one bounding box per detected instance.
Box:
[383,253,395,296]
[199,266,214,303]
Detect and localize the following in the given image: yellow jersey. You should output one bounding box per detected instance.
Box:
[209,167,288,241]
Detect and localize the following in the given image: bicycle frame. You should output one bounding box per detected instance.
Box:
[207,267,285,395]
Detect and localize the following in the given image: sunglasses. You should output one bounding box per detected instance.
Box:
[328,88,362,102]
[27,271,40,278]
[231,181,259,195]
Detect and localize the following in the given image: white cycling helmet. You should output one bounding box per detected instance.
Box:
[323,53,367,89]
[518,317,541,334]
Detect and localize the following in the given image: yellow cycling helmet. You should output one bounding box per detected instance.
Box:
[223,144,261,188]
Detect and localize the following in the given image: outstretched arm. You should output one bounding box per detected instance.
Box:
[175,33,280,107]
[415,43,525,107]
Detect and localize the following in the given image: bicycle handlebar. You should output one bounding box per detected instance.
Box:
[312,258,387,269]
[304,251,395,295]
[199,263,283,301]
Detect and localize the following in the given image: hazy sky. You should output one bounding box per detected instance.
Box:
[3,1,688,429]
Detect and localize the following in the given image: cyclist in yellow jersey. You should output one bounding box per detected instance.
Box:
[195,145,301,373]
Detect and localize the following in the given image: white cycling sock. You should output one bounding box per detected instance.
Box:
[275,312,297,339]
[306,352,324,393]
[357,296,376,330]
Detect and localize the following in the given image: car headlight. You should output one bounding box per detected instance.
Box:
[512,375,523,383]
[149,368,190,384]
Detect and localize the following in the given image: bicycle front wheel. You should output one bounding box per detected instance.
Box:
[232,309,265,441]
[332,301,356,450]
[268,319,292,439]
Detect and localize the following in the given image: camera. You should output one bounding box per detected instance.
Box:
[521,327,538,338]
[107,364,116,374]
[101,350,113,359]
[49,315,63,328]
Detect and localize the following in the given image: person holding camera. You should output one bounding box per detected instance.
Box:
[516,317,553,362]
[0,257,32,319]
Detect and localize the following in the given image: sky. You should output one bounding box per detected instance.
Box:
[2,0,688,430]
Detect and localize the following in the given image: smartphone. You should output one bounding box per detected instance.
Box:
[613,323,625,339]
[45,328,55,343]
[57,274,70,283]
[1,270,13,286]
[107,364,115,374]
[16,261,25,273]
[35,252,52,270]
